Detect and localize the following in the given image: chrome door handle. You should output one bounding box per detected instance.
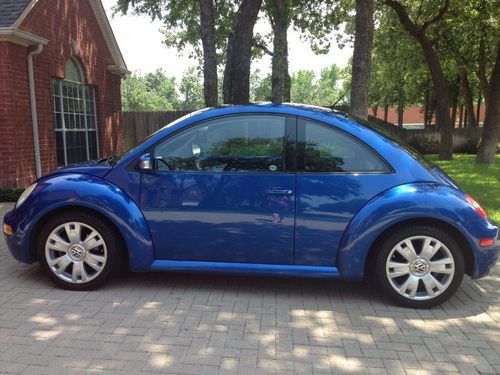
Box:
[265,189,293,195]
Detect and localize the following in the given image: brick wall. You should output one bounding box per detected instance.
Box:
[0,42,37,188]
[0,0,124,189]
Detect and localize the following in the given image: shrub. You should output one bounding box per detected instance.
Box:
[0,189,24,202]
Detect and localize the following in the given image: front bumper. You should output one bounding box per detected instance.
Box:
[3,209,36,264]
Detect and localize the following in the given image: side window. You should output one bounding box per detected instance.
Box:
[301,120,389,173]
[154,115,286,172]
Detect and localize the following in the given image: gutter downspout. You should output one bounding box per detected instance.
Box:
[27,44,44,179]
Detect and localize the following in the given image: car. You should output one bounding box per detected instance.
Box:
[3,103,499,308]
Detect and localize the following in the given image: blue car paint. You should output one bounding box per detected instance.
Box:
[141,171,296,264]
[4,173,155,270]
[3,103,499,280]
[337,182,499,280]
[150,260,341,278]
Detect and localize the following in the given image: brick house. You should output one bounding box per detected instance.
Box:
[0,0,128,189]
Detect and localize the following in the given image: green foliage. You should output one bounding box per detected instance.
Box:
[317,64,341,107]
[250,65,342,106]
[250,70,272,102]
[179,67,204,110]
[289,66,342,106]
[115,0,235,62]
[0,189,23,202]
[121,69,179,111]
[429,154,500,222]
[371,0,499,113]
[210,137,283,157]
[369,11,429,110]
[290,70,318,104]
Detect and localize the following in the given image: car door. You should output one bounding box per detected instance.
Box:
[140,114,296,264]
[295,118,397,266]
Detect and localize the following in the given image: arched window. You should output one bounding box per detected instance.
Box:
[51,58,98,165]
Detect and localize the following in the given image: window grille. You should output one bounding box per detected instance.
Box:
[51,58,99,166]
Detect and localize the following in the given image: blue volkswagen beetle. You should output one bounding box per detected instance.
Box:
[3,104,498,307]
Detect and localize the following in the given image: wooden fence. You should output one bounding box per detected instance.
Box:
[123,111,483,154]
[367,115,483,154]
[123,111,193,149]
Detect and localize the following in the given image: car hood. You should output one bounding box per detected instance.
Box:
[40,159,113,180]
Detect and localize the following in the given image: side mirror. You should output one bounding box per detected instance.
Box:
[138,154,152,171]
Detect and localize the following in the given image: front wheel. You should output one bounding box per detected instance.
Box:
[375,226,465,308]
[37,211,120,290]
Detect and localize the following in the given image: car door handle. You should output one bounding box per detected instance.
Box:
[265,189,293,195]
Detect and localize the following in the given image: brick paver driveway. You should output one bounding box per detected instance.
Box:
[0,202,499,374]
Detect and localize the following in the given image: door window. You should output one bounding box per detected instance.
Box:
[301,120,389,173]
[153,115,286,172]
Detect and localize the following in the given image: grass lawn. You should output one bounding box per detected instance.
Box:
[427,154,500,222]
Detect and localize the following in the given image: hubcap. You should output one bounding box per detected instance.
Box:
[409,258,430,276]
[385,236,455,301]
[68,244,86,261]
[45,222,107,284]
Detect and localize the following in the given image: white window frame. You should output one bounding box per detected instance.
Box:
[52,58,99,166]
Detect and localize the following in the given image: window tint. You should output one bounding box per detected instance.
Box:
[154,115,286,172]
[302,120,389,173]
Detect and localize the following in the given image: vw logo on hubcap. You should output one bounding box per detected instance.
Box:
[409,258,430,276]
[68,244,86,261]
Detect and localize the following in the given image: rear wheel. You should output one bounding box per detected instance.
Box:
[375,226,465,308]
[37,211,120,290]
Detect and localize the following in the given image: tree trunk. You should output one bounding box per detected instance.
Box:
[383,103,389,122]
[199,0,218,107]
[459,68,477,127]
[349,0,374,119]
[476,43,500,164]
[385,0,453,159]
[450,75,460,128]
[451,96,458,128]
[458,106,463,128]
[372,105,378,118]
[476,94,482,124]
[420,41,453,157]
[223,0,263,104]
[397,90,404,127]
[423,86,430,127]
[476,23,490,110]
[269,0,290,103]
[464,109,468,128]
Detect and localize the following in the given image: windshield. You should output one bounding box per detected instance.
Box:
[348,115,435,169]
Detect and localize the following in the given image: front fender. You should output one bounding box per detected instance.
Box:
[6,173,155,271]
[337,182,498,280]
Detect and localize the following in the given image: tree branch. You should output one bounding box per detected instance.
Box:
[420,0,450,34]
[253,41,274,56]
[384,0,420,38]
[384,0,450,37]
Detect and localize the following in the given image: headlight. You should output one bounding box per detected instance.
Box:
[15,183,37,208]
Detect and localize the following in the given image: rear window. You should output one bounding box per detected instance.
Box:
[348,115,435,169]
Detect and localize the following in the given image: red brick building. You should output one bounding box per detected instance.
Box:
[369,106,486,129]
[0,0,128,188]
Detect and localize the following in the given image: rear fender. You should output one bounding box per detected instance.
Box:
[337,183,497,280]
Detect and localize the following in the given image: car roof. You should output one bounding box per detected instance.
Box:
[192,102,347,119]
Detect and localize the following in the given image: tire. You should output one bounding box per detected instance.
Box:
[37,211,121,290]
[375,226,465,308]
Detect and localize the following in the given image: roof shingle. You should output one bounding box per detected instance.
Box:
[0,0,31,27]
